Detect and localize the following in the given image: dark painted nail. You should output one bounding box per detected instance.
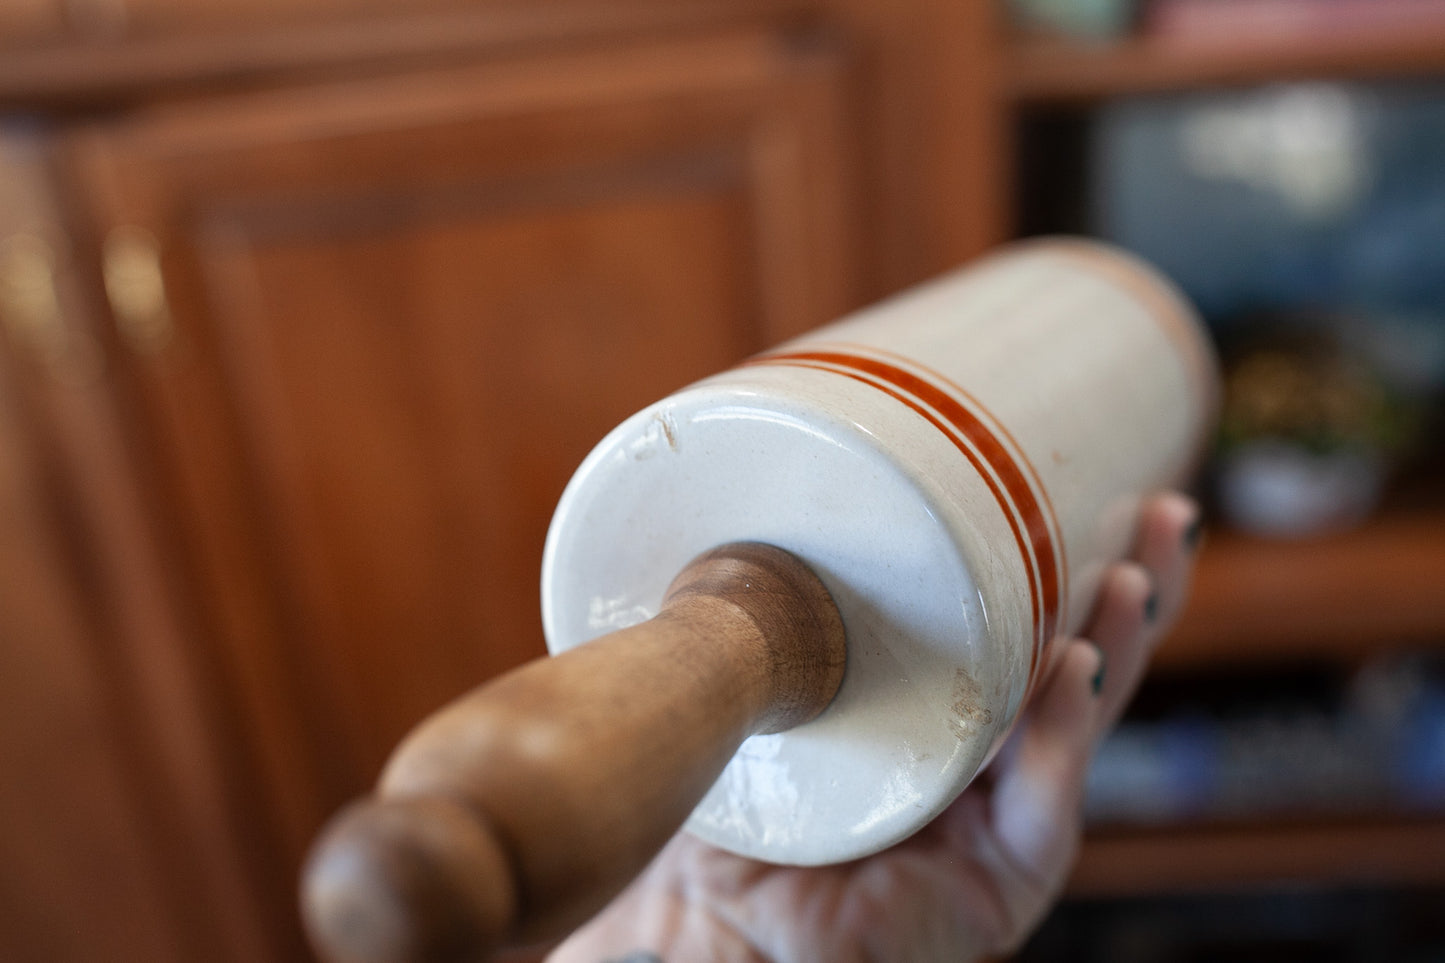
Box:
[1143,591,1159,623]
[1090,647,1107,695]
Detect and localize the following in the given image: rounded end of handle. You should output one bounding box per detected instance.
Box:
[301,796,518,963]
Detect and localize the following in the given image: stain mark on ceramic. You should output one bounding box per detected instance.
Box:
[629,411,679,460]
[656,411,678,452]
[948,667,993,731]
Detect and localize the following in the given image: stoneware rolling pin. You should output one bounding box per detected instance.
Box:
[301,237,1219,963]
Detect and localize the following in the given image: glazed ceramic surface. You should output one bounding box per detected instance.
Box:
[541,238,1217,865]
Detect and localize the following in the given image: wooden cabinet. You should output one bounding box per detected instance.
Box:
[0,327,187,963]
[1,128,274,962]
[4,8,935,959]
[60,24,859,907]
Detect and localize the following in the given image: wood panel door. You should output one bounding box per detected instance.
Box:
[1,128,273,963]
[0,310,188,963]
[0,139,184,963]
[62,27,858,953]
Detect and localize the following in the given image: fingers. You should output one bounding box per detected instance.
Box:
[1085,493,1201,736]
[1133,491,1202,635]
[984,639,1103,916]
[1083,561,1153,736]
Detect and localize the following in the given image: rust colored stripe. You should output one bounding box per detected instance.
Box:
[754,358,1043,662]
[800,351,1061,648]
[753,350,1062,663]
[858,341,1069,644]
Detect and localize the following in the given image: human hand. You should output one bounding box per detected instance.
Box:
[548,493,1202,963]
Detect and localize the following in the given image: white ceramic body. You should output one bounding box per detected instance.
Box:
[540,238,1217,866]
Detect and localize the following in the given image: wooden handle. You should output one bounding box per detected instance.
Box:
[300,542,847,963]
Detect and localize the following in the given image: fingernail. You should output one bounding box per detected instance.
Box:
[1090,646,1107,696]
[1143,590,1159,623]
[1184,515,1204,551]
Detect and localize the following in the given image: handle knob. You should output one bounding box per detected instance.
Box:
[301,542,846,962]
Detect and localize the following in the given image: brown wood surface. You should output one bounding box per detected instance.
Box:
[0,129,273,962]
[1159,511,1445,670]
[0,0,65,47]
[53,27,859,958]
[0,0,1010,283]
[0,313,185,963]
[1008,22,1445,104]
[0,1,802,107]
[107,0,792,42]
[302,542,847,962]
[1071,816,1445,897]
[111,0,451,35]
[819,0,1011,287]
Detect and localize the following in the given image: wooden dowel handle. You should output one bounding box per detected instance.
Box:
[300,542,847,963]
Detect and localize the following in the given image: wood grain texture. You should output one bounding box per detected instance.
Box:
[0,328,185,963]
[0,130,270,963]
[1007,23,1445,103]
[1160,511,1445,669]
[820,0,1011,289]
[301,542,847,961]
[0,0,802,106]
[0,0,65,48]
[56,28,858,958]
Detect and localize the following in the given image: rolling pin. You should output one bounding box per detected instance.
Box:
[301,238,1218,962]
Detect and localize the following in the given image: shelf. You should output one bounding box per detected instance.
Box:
[1007,22,1445,104]
[1156,509,1445,669]
[1070,814,1445,897]
[0,0,796,107]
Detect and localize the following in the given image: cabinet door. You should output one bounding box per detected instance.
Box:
[0,330,182,963]
[1,130,274,963]
[62,27,858,945]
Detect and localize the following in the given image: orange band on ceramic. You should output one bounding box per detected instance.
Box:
[747,349,1062,686]
[843,340,1070,656]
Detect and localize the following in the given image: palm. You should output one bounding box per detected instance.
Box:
[638,782,1058,963]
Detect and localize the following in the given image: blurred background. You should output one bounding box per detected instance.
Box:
[1,1,1442,960]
